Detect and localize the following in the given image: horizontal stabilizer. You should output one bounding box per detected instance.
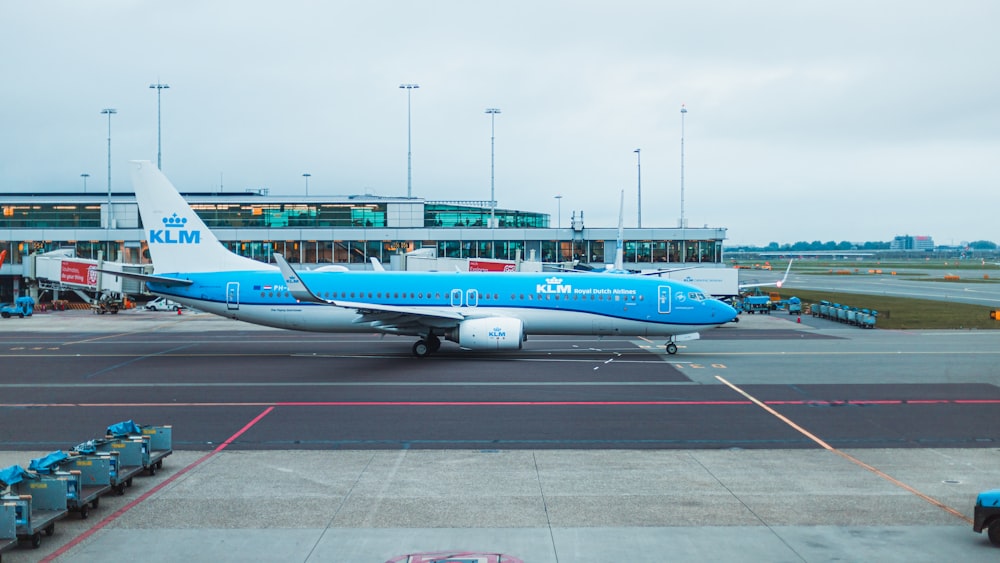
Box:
[95,268,194,287]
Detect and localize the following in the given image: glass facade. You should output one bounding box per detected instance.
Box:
[0,196,726,267]
[2,204,102,228]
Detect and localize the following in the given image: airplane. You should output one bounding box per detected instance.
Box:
[113,160,737,357]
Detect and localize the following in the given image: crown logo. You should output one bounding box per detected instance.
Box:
[545,277,563,285]
[162,213,188,228]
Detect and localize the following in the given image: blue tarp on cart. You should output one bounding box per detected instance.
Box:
[0,465,36,487]
[106,420,143,437]
[28,451,70,474]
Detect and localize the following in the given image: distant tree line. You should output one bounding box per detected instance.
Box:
[730,240,997,252]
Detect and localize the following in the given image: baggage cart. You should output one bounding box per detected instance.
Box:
[58,453,115,518]
[76,439,144,495]
[28,451,108,519]
[106,421,173,475]
[0,466,69,549]
[1,500,17,558]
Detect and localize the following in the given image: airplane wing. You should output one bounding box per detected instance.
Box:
[272,253,466,326]
[739,259,793,290]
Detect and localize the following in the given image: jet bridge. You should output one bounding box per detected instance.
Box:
[24,249,148,305]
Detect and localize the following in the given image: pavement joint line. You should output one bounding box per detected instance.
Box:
[82,343,197,379]
[714,374,974,525]
[39,406,275,562]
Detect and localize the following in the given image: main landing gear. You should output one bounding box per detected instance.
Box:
[665,338,678,355]
[412,334,442,358]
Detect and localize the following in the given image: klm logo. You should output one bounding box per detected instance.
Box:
[489,327,507,338]
[149,213,201,245]
[536,276,572,294]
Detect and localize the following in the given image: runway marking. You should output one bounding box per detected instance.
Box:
[40,406,274,563]
[2,398,1000,408]
[715,375,974,525]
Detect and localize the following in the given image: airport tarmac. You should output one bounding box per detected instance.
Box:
[2,309,1000,562]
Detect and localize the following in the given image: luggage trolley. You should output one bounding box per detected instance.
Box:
[75,438,144,495]
[106,420,173,475]
[0,466,69,549]
[1,498,17,559]
[29,451,113,519]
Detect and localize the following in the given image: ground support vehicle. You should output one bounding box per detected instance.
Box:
[0,297,34,319]
[144,297,184,312]
[90,297,120,315]
[0,466,69,549]
[740,295,771,314]
[787,297,802,315]
[106,421,173,475]
[1,500,17,559]
[974,489,1000,546]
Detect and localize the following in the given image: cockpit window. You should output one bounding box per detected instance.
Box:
[688,292,708,301]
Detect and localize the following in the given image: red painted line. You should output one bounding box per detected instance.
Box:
[40,406,274,563]
[273,400,754,406]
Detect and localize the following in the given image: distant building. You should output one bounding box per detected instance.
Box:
[890,235,935,251]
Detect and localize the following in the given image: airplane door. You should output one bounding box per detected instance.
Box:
[450,289,463,307]
[657,285,671,314]
[227,282,240,310]
[466,289,479,308]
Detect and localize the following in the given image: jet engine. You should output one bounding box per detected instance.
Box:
[446,317,524,351]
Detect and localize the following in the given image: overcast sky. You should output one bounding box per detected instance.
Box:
[2,1,998,246]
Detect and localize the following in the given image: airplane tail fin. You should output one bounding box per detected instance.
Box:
[130,160,272,274]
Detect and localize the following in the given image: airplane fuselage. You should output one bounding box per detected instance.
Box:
[148,269,735,337]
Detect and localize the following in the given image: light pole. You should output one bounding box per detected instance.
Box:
[302,173,311,196]
[634,148,641,228]
[680,104,687,228]
[149,82,169,169]
[101,108,116,259]
[81,173,89,193]
[399,83,419,197]
[485,108,501,228]
[554,195,563,229]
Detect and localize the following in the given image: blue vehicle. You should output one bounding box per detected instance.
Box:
[0,296,34,318]
[974,489,1000,546]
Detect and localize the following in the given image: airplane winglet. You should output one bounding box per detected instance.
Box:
[273,253,327,304]
[775,259,793,288]
[370,257,386,272]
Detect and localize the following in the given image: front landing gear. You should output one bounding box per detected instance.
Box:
[412,334,442,358]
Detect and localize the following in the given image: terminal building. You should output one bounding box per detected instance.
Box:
[0,190,728,302]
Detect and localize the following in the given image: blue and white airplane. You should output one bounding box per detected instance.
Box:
[122,160,737,357]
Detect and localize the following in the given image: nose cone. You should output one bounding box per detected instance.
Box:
[714,299,738,323]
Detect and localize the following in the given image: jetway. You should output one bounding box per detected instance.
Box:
[24,250,149,305]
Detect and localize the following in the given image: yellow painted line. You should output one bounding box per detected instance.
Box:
[715,375,973,525]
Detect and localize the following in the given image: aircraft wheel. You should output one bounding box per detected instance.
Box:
[427,335,441,352]
[666,342,678,355]
[413,340,431,358]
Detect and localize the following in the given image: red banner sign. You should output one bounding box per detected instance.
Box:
[60,260,98,287]
[468,260,517,273]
